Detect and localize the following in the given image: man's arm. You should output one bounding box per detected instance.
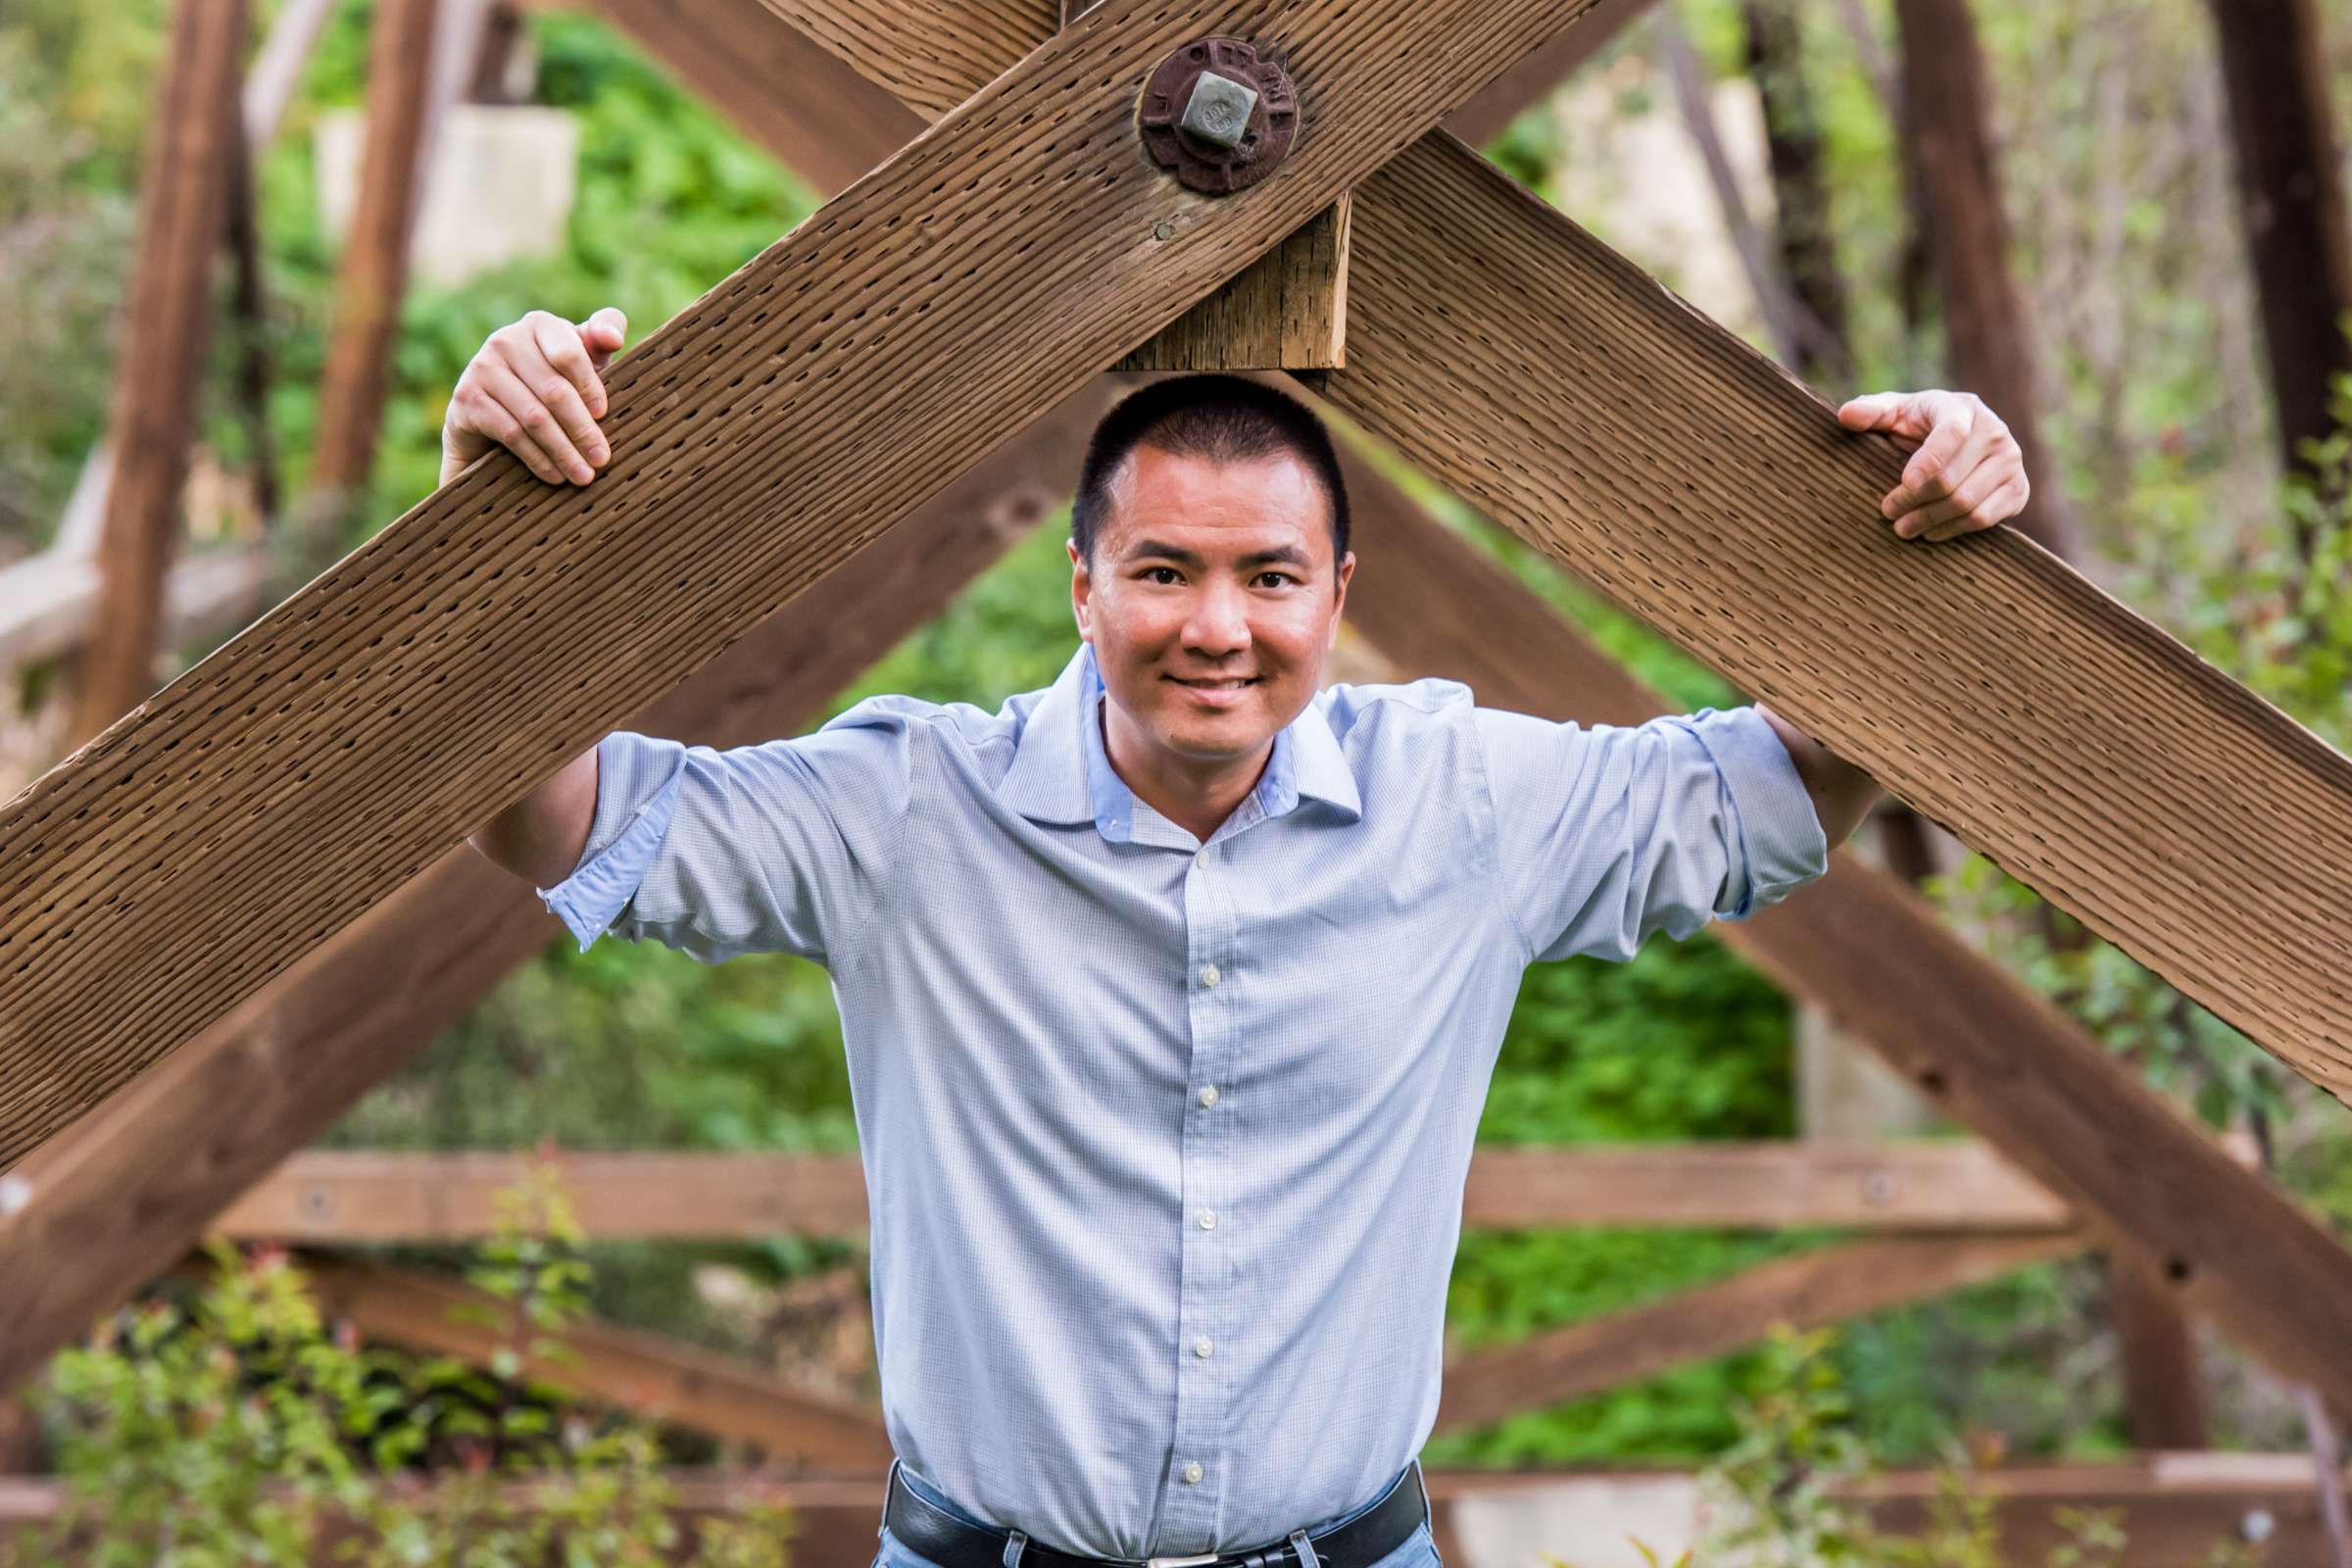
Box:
[467,744,599,887]
[445,307,628,884]
[1761,387,2034,849]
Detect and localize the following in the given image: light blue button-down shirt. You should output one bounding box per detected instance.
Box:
[540,643,1826,1560]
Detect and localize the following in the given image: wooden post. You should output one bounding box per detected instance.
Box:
[2205,0,2352,520]
[66,0,248,750]
[1889,0,2082,561]
[1742,0,1852,390]
[309,0,441,499]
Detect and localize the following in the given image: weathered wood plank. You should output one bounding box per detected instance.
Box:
[1435,1232,2082,1433]
[1326,134,2352,1100]
[1117,200,1350,371]
[211,1142,2070,1242]
[0,381,1107,1397]
[302,1256,892,1466]
[0,0,1604,1163]
[1329,425,2352,1411]
[67,0,248,748]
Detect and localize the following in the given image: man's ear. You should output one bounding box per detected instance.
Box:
[1069,537,1094,642]
[1327,551,1356,647]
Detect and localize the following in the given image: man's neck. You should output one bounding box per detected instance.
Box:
[1098,698,1271,845]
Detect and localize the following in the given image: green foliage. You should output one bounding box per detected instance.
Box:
[23,1170,791,1566]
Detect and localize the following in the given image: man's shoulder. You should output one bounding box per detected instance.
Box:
[813,683,1047,780]
[1315,675,1477,742]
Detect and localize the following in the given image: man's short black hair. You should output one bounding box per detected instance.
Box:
[1071,375,1350,571]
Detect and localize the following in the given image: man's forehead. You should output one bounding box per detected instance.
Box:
[1101,448,1332,554]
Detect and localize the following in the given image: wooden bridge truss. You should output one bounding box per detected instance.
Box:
[5,0,2352,1554]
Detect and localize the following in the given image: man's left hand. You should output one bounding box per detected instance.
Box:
[1836,389,2031,543]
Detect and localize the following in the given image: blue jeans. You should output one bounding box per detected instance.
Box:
[874,1462,1443,1568]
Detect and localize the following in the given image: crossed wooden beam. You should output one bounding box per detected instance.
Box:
[6,0,2352,1429]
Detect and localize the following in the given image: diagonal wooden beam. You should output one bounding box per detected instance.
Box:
[0,0,1613,1164]
[212,1142,2072,1242]
[1435,1231,2082,1433]
[0,381,1105,1397]
[1327,429,2352,1411]
[301,1255,891,1466]
[1324,138,2352,1095]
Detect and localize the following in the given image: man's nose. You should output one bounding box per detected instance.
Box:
[1180,582,1251,655]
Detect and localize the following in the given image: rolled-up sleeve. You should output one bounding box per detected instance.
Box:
[536,700,919,966]
[1476,705,1828,964]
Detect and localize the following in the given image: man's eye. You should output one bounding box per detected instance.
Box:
[1142,566,1182,585]
[1255,572,1296,588]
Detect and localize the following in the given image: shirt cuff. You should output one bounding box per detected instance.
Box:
[1673,706,1830,918]
[535,731,688,952]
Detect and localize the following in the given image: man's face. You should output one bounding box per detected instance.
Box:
[1071,443,1353,780]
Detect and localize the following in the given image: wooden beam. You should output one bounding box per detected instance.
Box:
[212,1141,2071,1242]
[1442,0,1655,148]
[1435,1231,2082,1433]
[0,548,269,676]
[301,1256,892,1467]
[1116,200,1351,371]
[590,0,918,198]
[309,0,441,498]
[0,380,1105,1397]
[1326,422,2352,1412]
[0,0,1609,1164]
[1322,135,2352,1095]
[0,1462,2339,1568]
[67,0,248,749]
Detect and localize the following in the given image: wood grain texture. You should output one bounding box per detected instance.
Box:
[0,382,1109,1398]
[311,0,439,495]
[303,1257,892,1465]
[212,1141,2068,1242]
[1331,434,2352,1409]
[0,0,1607,1164]
[756,0,1641,154]
[69,0,248,748]
[1325,133,2352,1100]
[1117,198,1349,369]
[1436,1232,2082,1432]
[592,0,917,198]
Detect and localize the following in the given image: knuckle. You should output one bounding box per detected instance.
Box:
[538,378,570,404]
[519,404,551,429]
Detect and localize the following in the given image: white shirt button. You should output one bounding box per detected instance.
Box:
[1182,1461,1204,1485]
[1195,1337,1214,1358]
[1198,1207,1216,1230]
[1198,1085,1219,1108]
[1200,964,1221,989]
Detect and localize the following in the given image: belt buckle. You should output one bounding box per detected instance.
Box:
[1147,1554,1223,1568]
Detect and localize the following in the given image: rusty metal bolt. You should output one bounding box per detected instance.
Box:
[1137,37,1299,194]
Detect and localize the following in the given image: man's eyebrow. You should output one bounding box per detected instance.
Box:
[1123,538,1314,569]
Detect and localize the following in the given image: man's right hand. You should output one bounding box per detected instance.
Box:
[441,307,628,488]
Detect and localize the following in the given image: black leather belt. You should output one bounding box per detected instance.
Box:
[883,1459,1429,1568]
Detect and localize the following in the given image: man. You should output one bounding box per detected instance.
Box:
[454,308,2029,1568]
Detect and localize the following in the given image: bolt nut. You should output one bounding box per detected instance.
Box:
[1137,37,1300,194]
[1180,71,1259,150]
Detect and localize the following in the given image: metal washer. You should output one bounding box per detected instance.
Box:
[1136,37,1299,194]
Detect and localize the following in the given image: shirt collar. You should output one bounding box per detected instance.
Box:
[999,645,1362,841]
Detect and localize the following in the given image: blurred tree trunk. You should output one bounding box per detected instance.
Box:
[1890,0,2082,562]
[2206,0,2352,549]
[1742,0,1853,390]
